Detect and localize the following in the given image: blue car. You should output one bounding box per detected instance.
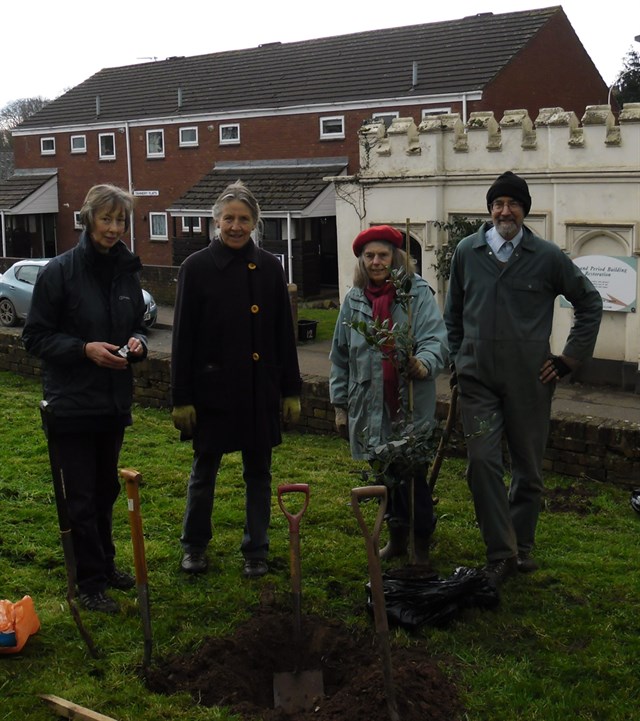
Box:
[0,259,157,329]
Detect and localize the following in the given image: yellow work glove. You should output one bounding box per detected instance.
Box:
[282,396,301,424]
[171,405,197,435]
[406,356,429,380]
[334,406,348,440]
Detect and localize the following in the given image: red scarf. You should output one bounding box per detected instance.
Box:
[365,281,399,418]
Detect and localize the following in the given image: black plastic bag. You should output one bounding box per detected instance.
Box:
[366,566,500,630]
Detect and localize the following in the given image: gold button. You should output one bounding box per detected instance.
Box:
[251,304,259,313]
[248,262,257,270]
[252,352,260,361]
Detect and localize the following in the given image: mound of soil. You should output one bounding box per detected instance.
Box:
[145,602,465,721]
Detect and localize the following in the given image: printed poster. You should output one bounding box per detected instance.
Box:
[561,255,637,313]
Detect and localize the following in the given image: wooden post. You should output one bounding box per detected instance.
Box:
[39,694,120,721]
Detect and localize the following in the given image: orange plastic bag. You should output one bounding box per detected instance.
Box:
[0,596,40,654]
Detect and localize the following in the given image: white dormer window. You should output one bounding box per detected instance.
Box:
[320,116,345,139]
[149,212,168,240]
[181,217,202,233]
[146,129,165,158]
[219,124,240,145]
[41,137,55,155]
[70,135,87,153]
[99,133,116,160]
[179,126,198,147]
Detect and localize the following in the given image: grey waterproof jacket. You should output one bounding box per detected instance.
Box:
[329,275,448,460]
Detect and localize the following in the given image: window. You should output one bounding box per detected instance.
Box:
[146,129,164,158]
[320,116,345,139]
[40,137,55,155]
[181,217,202,233]
[149,212,168,240]
[422,107,452,118]
[70,135,86,153]
[262,218,281,241]
[73,211,83,230]
[372,112,399,129]
[179,126,198,147]
[219,124,240,145]
[99,133,116,160]
[15,263,43,285]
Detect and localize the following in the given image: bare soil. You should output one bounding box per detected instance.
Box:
[145,599,465,721]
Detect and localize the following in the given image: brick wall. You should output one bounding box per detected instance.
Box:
[2,328,637,485]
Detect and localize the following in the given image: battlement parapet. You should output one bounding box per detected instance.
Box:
[358,104,640,178]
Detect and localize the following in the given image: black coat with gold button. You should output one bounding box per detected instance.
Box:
[171,237,301,453]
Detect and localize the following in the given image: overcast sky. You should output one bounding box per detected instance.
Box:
[2,1,638,110]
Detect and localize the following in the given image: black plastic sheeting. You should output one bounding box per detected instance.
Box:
[366,566,500,630]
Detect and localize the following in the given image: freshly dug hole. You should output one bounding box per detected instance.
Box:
[145,606,465,721]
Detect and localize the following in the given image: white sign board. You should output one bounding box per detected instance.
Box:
[133,190,159,197]
[564,255,638,313]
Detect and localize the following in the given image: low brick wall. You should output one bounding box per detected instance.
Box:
[1,329,638,485]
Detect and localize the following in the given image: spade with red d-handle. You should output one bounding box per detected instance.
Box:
[120,468,152,669]
[351,485,401,721]
[273,483,324,713]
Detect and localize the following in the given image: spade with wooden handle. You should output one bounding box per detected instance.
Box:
[120,468,152,669]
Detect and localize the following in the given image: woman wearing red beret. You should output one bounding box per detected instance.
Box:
[330,225,449,561]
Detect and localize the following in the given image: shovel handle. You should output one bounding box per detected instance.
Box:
[350,485,389,633]
[120,468,153,667]
[351,486,400,721]
[428,383,458,492]
[277,483,310,534]
[277,484,310,642]
[350,485,387,551]
[120,469,147,585]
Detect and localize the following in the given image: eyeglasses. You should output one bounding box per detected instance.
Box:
[491,200,523,212]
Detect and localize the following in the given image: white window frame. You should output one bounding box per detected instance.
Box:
[146,129,165,158]
[179,126,198,147]
[372,111,399,129]
[149,212,168,240]
[320,116,345,139]
[98,132,116,160]
[219,123,240,145]
[73,211,83,230]
[181,216,202,233]
[40,137,55,155]
[70,135,87,154]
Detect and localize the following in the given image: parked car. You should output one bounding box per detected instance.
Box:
[0,259,157,329]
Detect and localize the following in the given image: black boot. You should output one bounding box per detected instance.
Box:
[379,524,408,560]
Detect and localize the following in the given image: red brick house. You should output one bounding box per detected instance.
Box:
[1,7,608,297]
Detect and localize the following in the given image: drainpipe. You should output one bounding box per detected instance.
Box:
[1,211,6,257]
[124,121,135,253]
[286,212,293,283]
[462,93,468,124]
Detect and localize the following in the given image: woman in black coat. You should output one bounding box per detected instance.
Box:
[171,180,301,578]
[23,184,148,614]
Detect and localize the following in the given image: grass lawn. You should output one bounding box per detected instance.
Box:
[0,371,638,720]
[295,306,339,342]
